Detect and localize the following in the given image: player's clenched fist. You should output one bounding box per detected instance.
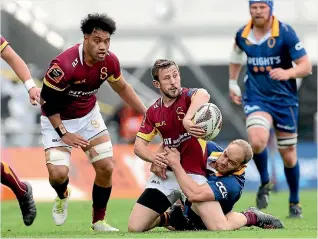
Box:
[61,133,89,148]
[269,68,291,81]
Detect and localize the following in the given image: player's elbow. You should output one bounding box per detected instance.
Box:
[305,61,313,75]
[197,89,210,102]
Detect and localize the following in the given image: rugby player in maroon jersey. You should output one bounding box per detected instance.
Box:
[40,13,146,231]
[128,59,210,232]
[1,34,38,226]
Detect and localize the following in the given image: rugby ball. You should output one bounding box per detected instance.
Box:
[194,103,222,141]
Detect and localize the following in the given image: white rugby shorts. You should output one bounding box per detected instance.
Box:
[41,103,108,149]
[145,171,207,204]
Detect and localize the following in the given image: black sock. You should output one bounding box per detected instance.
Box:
[50,177,69,199]
[92,184,112,223]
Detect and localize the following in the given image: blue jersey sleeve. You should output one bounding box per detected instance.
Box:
[282,24,307,61]
[207,176,240,202]
[207,141,223,156]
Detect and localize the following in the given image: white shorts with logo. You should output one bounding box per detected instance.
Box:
[41,103,108,150]
[145,171,207,204]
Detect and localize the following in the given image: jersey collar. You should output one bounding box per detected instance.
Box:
[241,16,279,38]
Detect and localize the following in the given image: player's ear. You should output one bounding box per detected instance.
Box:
[84,34,89,44]
[152,80,160,89]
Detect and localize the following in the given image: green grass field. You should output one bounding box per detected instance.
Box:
[1,190,317,238]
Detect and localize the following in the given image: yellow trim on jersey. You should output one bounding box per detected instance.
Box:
[107,74,122,83]
[271,16,279,37]
[0,41,8,52]
[209,151,222,159]
[43,77,67,91]
[241,16,280,38]
[136,128,157,142]
[197,138,207,155]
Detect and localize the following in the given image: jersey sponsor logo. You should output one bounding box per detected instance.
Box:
[163,132,191,147]
[155,121,166,127]
[215,181,228,198]
[47,64,64,83]
[74,79,86,84]
[67,89,98,97]
[176,107,186,121]
[276,124,295,131]
[295,42,304,51]
[247,56,281,66]
[72,58,78,67]
[100,67,108,80]
[244,105,261,114]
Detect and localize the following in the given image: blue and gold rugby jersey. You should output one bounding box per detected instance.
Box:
[206,141,245,214]
[235,17,307,107]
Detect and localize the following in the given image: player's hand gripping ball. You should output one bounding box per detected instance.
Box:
[194,103,222,141]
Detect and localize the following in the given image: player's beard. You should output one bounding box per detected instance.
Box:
[252,15,270,28]
[162,87,180,99]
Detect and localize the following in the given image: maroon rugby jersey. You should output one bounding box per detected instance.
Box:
[41,43,121,120]
[0,35,9,52]
[137,88,207,176]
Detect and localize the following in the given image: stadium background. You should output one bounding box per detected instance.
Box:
[0,0,317,203]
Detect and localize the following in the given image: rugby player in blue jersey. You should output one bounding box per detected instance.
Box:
[157,140,283,231]
[228,0,312,217]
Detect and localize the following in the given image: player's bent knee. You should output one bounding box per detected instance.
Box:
[45,149,71,167]
[277,136,297,149]
[94,159,114,177]
[85,141,113,164]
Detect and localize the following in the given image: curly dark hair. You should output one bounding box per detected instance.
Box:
[151,59,179,81]
[80,13,116,35]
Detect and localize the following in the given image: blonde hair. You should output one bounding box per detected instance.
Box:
[230,139,253,164]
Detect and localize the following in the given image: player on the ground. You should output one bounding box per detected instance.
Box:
[40,13,146,231]
[158,140,283,231]
[228,0,312,217]
[128,59,210,232]
[0,35,37,226]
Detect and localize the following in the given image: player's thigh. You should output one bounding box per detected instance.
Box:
[272,106,298,151]
[245,106,273,149]
[128,188,172,232]
[82,134,114,175]
[45,147,71,181]
[192,201,228,231]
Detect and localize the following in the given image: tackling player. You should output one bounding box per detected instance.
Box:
[128,59,210,232]
[40,14,146,231]
[0,35,37,226]
[228,0,312,217]
[160,140,284,230]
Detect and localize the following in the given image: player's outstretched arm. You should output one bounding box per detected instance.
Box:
[1,43,40,105]
[108,76,147,114]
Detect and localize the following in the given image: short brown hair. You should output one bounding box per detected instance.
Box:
[151,59,179,81]
[230,139,253,164]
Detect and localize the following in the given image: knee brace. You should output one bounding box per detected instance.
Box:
[85,141,113,163]
[45,149,71,167]
[277,135,298,149]
[246,115,271,130]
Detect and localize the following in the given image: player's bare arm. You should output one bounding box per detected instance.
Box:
[163,147,215,202]
[270,55,312,81]
[183,88,210,138]
[1,41,40,105]
[229,44,245,105]
[108,75,147,114]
